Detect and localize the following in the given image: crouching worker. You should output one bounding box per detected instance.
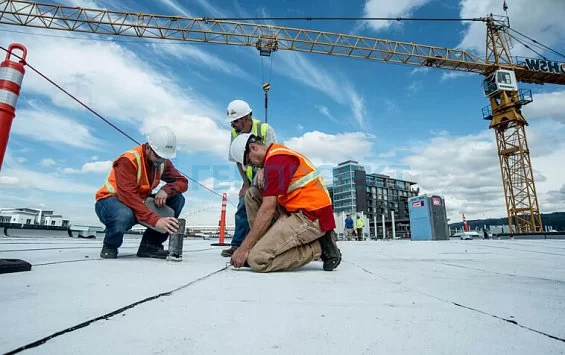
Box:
[94,126,188,259]
[229,133,341,272]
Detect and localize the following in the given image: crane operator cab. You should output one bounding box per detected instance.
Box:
[482,69,518,97]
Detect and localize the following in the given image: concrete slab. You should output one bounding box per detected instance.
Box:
[1,238,564,354]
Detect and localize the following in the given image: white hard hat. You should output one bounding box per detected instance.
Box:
[147,126,177,159]
[229,133,255,166]
[226,99,252,123]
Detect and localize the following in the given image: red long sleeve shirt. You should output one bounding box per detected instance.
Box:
[114,152,188,226]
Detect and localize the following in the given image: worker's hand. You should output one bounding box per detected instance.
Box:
[155,189,168,207]
[255,168,265,190]
[156,217,179,234]
[239,182,250,198]
[230,247,250,268]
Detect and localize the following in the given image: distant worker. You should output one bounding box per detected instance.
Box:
[344,214,354,241]
[483,228,489,239]
[355,215,365,241]
[95,126,188,259]
[221,99,277,258]
[228,133,341,272]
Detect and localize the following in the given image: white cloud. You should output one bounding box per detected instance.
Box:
[276,51,367,127]
[14,157,27,163]
[2,30,231,157]
[63,160,113,174]
[158,0,193,17]
[91,156,99,161]
[0,176,20,186]
[196,177,239,200]
[0,166,96,193]
[152,43,252,81]
[315,105,338,123]
[363,0,433,31]
[284,131,376,167]
[523,90,565,121]
[409,67,430,76]
[12,108,102,150]
[82,161,112,173]
[440,71,473,81]
[40,158,56,167]
[297,124,304,131]
[458,0,565,57]
[142,113,230,157]
[193,0,229,17]
[397,121,565,221]
[407,81,423,93]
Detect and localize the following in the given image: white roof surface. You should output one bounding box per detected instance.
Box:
[1,236,565,354]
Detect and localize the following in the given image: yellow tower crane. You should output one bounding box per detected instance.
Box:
[1,0,564,233]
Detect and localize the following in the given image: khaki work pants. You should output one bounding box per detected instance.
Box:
[345,228,354,241]
[245,187,323,272]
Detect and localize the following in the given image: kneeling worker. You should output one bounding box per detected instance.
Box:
[229,133,341,272]
[95,126,188,259]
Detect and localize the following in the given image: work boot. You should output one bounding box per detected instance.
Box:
[137,244,169,259]
[221,246,237,257]
[100,245,118,259]
[319,230,342,271]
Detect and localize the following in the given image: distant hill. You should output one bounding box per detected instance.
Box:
[448,212,565,232]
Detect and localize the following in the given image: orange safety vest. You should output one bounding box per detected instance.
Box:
[265,143,331,212]
[95,144,164,201]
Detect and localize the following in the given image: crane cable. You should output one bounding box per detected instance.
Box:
[261,54,273,123]
[507,27,565,60]
[0,45,237,207]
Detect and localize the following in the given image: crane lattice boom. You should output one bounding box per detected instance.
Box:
[1,0,564,86]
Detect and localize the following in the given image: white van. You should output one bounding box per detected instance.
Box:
[453,231,480,240]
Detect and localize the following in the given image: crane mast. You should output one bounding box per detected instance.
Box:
[484,17,542,233]
[1,1,563,233]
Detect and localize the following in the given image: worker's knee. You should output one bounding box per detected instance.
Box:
[113,208,135,232]
[247,249,269,273]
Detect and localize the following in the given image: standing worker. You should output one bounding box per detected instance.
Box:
[221,99,277,258]
[228,133,341,272]
[344,214,354,241]
[95,126,188,259]
[355,215,365,241]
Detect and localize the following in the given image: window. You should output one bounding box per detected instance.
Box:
[498,71,512,85]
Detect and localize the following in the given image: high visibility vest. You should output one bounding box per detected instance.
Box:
[265,143,332,212]
[231,119,269,182]
[356,218,365,229]
[95,144,164,201]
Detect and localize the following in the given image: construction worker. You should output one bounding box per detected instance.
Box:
[221,99,277,258]
[94,126,188,259]
[228,133,341,272]
[344,214,354,241]
[355,215,365,241]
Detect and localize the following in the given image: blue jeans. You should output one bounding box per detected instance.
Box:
[95,194,185,249]
[231,195,249,248]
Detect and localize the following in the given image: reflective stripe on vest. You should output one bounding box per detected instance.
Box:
[127,150,143,183]
[287,169,320,193]
[96,145,164,201]
[265,144,331,212]
[268,146,322,193]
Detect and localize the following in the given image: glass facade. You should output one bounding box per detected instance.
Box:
[332,161,365,213]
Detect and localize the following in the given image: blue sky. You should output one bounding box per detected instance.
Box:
[1,0,564,226]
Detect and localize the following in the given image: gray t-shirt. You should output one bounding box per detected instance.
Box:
[227,124,277,162]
